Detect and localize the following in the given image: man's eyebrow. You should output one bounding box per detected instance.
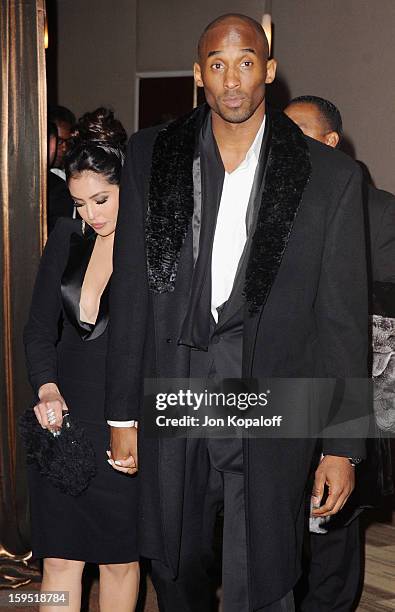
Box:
[207,47,257,58]
[207,49,222,57]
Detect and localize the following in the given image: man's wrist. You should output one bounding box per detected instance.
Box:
[322,454,362,467]
[347,457,363,467]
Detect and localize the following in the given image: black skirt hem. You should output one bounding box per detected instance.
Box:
[31,550,139,565]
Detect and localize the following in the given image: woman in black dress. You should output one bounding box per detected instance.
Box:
[24,108,139,611]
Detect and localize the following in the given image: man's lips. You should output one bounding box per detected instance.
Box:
[222,96,245,108]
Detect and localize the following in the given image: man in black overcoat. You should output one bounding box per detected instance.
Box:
[285,94,394,612]
[105,14,369,612]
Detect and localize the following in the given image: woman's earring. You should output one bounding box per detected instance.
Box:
[81,219,86,235]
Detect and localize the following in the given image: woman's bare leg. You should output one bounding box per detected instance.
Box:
[99,561,140,612]
[40,558,85,612]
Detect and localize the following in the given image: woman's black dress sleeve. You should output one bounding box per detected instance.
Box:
[23,219,70,394]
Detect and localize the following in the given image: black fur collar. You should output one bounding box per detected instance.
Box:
[244,110,311,311]
[146,105,311,311]
[146,105,207,293]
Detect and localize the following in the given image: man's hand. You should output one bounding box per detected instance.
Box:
[311,455,355,517]
[107,426,138,475]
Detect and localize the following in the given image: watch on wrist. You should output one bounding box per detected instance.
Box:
[348,457,363,467]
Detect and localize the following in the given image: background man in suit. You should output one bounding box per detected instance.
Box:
[48,105,75,171]
[284,95,395,286]
[47,121,74,232]
[285,94,395,612]
[106,15,368,612]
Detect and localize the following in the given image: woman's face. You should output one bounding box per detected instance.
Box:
[68,170,119,237]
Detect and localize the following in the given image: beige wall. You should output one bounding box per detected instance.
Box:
[55,1,395,192]
[55,0,265,133]
[271,0,395,193]
[136,0,264,72]
[56,0,137,135]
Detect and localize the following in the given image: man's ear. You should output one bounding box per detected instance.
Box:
[325,131,340,148]
[265,58,277,84]
[194,62,204,88]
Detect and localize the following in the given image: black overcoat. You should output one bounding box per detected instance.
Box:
[367,184,395,283]
[105,106,368,609]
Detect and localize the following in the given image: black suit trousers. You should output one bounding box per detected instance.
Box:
[151,436,295,612]
[296,520,361,612]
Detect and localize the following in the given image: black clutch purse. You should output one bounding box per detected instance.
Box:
[19,407,97,496]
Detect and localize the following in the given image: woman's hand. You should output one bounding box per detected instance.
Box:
[34,382,68,434]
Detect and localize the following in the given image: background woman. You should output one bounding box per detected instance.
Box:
[24,108,139,612]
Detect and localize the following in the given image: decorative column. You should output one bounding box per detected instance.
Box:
[0,0,47,586]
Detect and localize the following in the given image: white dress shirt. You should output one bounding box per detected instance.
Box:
[211,117,265,321]
[108,116,266,427]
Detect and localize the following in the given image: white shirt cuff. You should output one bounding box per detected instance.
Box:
[107,420,137,427]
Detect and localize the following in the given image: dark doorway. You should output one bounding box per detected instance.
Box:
[138,75,206,129]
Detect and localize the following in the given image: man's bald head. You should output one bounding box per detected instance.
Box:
[197,13,269,61]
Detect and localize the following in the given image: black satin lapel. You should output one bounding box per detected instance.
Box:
[61,231,110,341]
[192,155,202,264]
[244,110,312,313]
[178,114,224,349]
[86,280,110,341]
[61,232,95,335]
[146,104,209,293]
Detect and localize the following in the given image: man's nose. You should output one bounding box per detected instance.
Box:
[224,67,240,89]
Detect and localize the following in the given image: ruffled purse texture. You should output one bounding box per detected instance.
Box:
[19,408,96,496]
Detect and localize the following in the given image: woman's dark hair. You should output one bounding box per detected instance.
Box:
[64,108,127,185]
